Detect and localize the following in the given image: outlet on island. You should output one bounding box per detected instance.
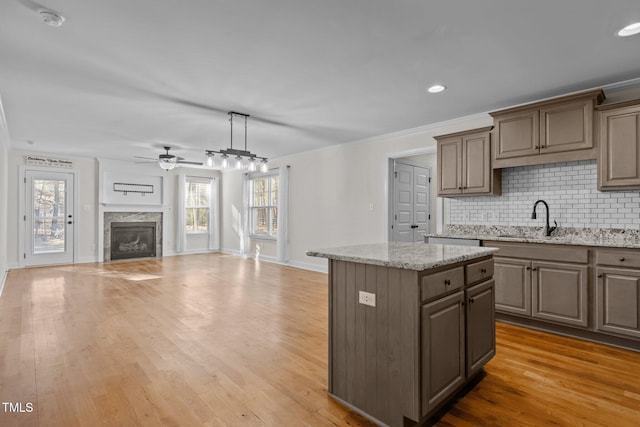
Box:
[358,290,376,307]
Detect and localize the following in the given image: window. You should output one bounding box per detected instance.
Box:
[185,179,211,233]
[250,174,279,238]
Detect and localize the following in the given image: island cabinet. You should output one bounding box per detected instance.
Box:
[310,243,497,427]
[597,99,640,190]
[435,127,501,197]
[595,249,640,339]
[490,89,605,169]
[487,242,589,328]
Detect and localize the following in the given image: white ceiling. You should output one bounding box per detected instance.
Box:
[1,0,640,164]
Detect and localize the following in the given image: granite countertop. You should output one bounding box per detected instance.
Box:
[427,225,640,249]
[306,242,498,271]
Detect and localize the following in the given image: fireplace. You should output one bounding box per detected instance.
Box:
[110,222,156,260]
[103,212,163,262]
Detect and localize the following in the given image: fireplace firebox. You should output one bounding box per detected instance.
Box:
[110,222,156,260]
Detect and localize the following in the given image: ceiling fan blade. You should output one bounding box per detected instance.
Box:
[134,156,158,161]
[177,160,204,165]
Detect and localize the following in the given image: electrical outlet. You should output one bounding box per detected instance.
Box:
[358,291,376,307]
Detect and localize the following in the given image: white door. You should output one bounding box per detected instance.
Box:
[25,171,75,266]
[392,162,430,242]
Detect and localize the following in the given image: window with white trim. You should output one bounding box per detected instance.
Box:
[185,179,211,233]
[249,173,279,239]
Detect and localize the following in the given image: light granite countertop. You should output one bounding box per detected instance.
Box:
[306,242,498,271]
[427,225,640,249]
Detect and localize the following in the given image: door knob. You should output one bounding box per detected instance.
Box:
[67,221,73,224]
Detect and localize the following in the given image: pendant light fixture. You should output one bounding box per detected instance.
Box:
[206,112,268,172]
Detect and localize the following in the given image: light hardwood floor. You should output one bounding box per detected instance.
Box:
[0,254,639,426]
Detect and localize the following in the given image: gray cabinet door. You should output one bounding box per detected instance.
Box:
[494,257,531,316]
[598,103,640,190]
[596,268,640,339]
[462,132,491,194]
[532,261,588,327]
[539,99,593,154]
[493,109,539,160]
[437,138,462,195]
[421,291,465,416]
[466,280,496,377]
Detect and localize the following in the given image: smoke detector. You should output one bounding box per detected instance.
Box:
[39,9,65,27]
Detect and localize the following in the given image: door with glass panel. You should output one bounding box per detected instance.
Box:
[25,171,75,266]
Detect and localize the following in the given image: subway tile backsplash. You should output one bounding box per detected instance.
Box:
[447,160,640,230]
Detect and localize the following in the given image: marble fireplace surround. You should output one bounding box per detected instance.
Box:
[103,212,163,261]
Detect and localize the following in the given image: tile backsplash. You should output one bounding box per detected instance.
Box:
[447,160,640,230]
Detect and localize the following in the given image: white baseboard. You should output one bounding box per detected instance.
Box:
[174,248,221,256]
[220,248,245,257]
[0,269,7,297]
[288,260,328,273]
[78,256,99,264]
[222,250,329,274]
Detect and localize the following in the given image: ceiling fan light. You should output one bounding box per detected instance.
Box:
[248,158,257,172]
[235,155,243,170]
[260,159,268,173]
[159,158,177,170]
[206,153,214,168]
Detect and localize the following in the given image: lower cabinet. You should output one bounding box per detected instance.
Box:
[493,256,588,327]
[494,257,531,315]
[421,291,465,415]
[466,279,496,377]
[421,278,496,416]
[596,267,640,339]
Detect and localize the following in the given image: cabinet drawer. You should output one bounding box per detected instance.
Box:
[597,250,640,269]
[466,258,494,285]
[421,267,464,302]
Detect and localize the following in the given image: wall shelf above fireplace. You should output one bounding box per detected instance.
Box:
[113,182,154,196]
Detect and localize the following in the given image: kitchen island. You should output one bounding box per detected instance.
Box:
[307,242,499,427]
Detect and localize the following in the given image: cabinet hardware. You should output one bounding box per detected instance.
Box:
[458,187,462,190]
[463,186,467,189]
[526,266,531,270]
[532,267,538,271]
[469,298,475,304]
[619,257,626,262]
[480,268,487,274]
[597,274,603,278]
[534,145,540,149]
[444,279,450,286]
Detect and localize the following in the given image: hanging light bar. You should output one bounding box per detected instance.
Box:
[205,112,268,172]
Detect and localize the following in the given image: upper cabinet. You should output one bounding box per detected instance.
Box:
[435,127,501,197]
[490,89,605,168]
[597,99,640,190]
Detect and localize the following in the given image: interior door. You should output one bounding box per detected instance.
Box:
[393,163,414,242]
[25,171,75,266]
[393,162,431,242]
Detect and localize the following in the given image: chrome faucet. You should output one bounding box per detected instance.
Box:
[531,200,557,237]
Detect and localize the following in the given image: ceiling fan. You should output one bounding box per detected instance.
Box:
[134,146,203,170]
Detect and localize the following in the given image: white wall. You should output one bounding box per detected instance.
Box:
[220,114,491,270]
[0,125,9,287]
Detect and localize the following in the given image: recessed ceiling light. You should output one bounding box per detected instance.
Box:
[617,22,640,37]
[39,9,65,27]
[427,84,446,94]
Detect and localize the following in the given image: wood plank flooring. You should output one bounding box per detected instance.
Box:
[0,254,639,426]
